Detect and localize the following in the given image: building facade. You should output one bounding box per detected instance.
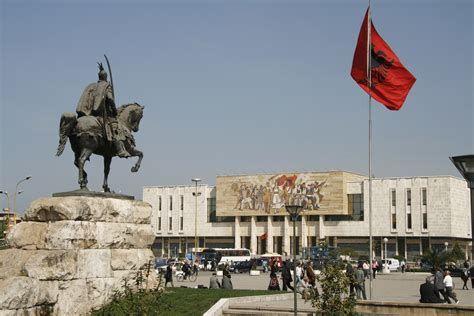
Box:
[143,172,472,261]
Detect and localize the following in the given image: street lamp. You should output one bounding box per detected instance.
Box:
[285,204,303,316]
[192,178,202,261]
[450,155,474,264]
[383,238,388,272]
[13,175,32,216]
[444,241,449,252]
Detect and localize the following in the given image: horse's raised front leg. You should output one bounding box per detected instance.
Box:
[103,156,112,192]
[78,148,93,190]
[129,148,143,173]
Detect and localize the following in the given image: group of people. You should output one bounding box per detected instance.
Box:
[267,260,318,300]
[419,268,460,304]
[345,260,367,300]
[209,264,233,289]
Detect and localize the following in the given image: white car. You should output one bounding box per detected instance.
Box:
[381,258,400,272]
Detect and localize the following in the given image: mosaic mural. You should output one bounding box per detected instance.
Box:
[216,171,365,216]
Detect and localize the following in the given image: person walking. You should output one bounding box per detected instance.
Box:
[470,265,474,289]
[295,261,303,287]
[164,263,174,287]
[362,261,369,279]
[443,271,459,304]
[281,261,294,291]
[371,259,379,279]
[345,260,355,296]
[306,261,316,288]
[434,267,450,303]
[268,270,281,291]
[354,264,367,300]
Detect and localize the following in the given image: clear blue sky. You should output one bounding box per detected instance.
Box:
[1,0,472,214]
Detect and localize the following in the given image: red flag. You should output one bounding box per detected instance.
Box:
[351,8,416,111]
[260,232,268,240]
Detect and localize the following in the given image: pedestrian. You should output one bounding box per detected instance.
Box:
[354,264,367,300]
[222,263,233,289]
[362,261,369,279]
[371,259,378,279]
[434,267,450,303]
[400,260,406,273]
[470,264,474,289]
[306,261,316,288]
[281,261,294,291]
[295,261,303,287]
[345,260,355,296]
[268,270,280,291]
[164,263,174,287]
[209,272,221,289]
[443,271,459,304]
[419,276,443,303]
[461,268,469,290]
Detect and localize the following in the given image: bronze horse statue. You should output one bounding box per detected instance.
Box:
[56,103,144,192]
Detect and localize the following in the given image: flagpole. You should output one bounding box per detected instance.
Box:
[367,2,374,301]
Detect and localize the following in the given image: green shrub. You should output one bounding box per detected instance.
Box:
[312,262,357,315]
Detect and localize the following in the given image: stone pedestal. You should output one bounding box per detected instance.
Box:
[0,196,156,315]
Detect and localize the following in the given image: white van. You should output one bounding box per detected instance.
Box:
[381,258,400,272]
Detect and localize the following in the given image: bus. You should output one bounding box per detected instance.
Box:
[201,248,251,264]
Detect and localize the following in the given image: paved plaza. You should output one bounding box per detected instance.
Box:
[174,271,474,307]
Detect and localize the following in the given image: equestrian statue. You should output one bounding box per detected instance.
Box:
[56,56,144,193]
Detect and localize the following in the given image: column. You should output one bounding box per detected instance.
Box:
[250,216,257,255]
[319,215,325,239]
[301,215,308,256]
[267,216,274,253]
[234,216,241,248]
[283,215,291,256]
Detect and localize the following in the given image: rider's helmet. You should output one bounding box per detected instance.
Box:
[97,62,108,81]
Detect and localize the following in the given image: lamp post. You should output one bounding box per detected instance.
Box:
[13,176,32,217]
[285,204,303,316]
[450,155,474,264]
[383,238,388,272]
[444,241,448,252]
[192,178,201,261]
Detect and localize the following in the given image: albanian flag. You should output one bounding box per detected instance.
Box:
[351,8,416,111]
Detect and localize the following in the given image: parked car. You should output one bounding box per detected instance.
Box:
[154,258,168,272]
[231,261,253,273]
[381,258,400,272]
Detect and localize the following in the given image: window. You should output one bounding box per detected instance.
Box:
[256,216,268,222]
[307,215,320,221]
[326,194,363,221]
[406,189,411,206]
[207,198,233,223]
[422,188,427,206]
[240,216,251,222]
[158,196,162,211]
[169,217,173,230]
[423,213,428,230]
[391,189,396,206]
[158,217,162,231]
[180,217,184,231]
[392,213,397,230]
[169,196,173,210]
[272,216,285,222]
[407,213,412,230]
[180,195,184,211]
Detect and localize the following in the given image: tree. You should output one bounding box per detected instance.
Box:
[449,242,465,262]
[312,262,357,315]
[420,248,449,269]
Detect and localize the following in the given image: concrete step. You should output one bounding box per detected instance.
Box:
[223,304,316,316]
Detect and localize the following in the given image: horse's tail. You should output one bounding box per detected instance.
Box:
[56,112,77,156]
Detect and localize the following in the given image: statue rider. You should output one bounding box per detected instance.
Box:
[76,63,130,158]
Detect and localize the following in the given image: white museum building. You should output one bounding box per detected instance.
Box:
[143,171,472,261]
